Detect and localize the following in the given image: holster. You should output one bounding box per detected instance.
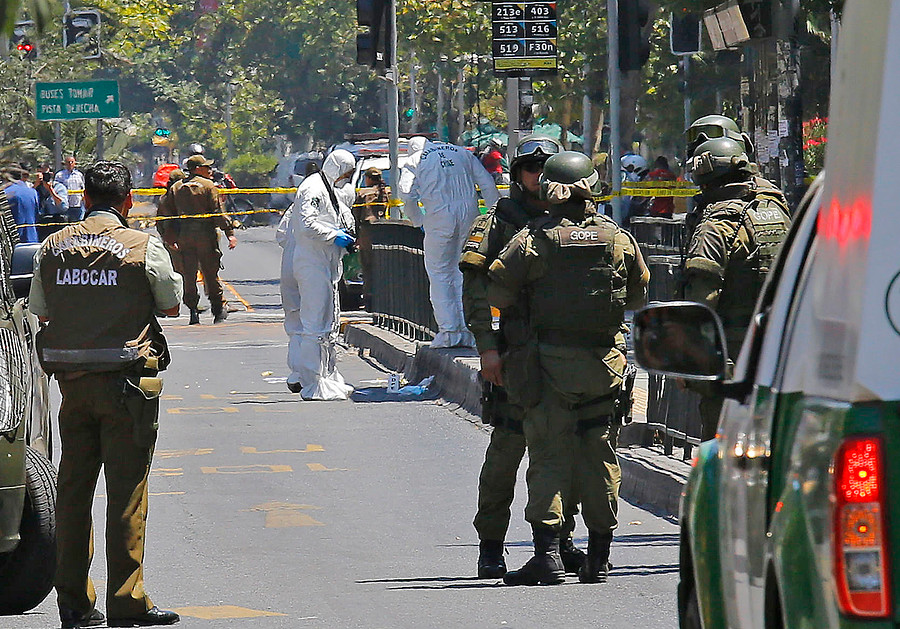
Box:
[122,356,163,448]
[615,363,638,426]
[481,381,525,433]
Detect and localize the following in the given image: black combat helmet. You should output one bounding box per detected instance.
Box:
[686,115,753,156]
[539,151,599,202]
[510,135,562,181]
[687,137,754,186]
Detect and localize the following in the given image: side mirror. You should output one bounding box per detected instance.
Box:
[633,301,729,381]
[11,243,42,299]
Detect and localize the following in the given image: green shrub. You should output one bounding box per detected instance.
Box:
[224,153,278,187]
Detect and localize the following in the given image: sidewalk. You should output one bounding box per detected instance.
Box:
[344,323,690,520]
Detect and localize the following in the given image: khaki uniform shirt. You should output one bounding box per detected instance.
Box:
[171,174,234,237]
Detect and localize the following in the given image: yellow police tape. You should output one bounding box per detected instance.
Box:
[22,182,699,228]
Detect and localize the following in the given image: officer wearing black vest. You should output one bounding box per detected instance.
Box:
[29,161,183,628]
[489,152,649,585]
[460,136,586,579]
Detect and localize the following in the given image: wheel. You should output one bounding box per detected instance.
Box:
[0,446,57,614]
[681,579,701,629]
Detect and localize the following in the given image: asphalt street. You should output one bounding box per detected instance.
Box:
[16,225,679,629]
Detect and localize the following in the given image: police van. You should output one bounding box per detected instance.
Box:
[632,1,900,627]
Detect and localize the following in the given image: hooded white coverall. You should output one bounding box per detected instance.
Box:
[399,138,500,348]
[285,150,357,400]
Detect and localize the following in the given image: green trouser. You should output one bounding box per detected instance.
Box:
[699,394,725,442]
[522,343,624,534]
[523,394,620,533]
[55,373,156,618]
[178,223,225,314]
[473,424,580,542]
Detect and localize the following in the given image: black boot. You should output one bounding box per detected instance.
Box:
[213,308,228,324]
[477,540,507,579]
[189,308,200,325]
[578,531,613,583]
[503,527,565,586]
[560,536,586,574]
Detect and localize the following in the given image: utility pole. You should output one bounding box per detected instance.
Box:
[409,53,418,133]
[607,0,622,223]
[582,64,592,157]
[96,120,104,160]
[225,80,235,161]
[436,65,445,141]
[456,67,465,144]
[506,77,519,164]
[682,56,691,132]
[386,0,400,200]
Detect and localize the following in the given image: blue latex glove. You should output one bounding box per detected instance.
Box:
[334,231,355,249]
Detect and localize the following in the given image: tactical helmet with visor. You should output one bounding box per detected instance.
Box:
[686,115,752,156]
[510,136,562,181]
[687,137,754,186]
[539,151,599,203]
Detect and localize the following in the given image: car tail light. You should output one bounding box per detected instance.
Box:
[833,436,891,617]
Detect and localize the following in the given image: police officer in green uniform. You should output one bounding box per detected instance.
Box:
[460,136,587,578]
[29,162,183,628]
[683,136,791,441]
[488,152,650,585]
[171,154,237,325]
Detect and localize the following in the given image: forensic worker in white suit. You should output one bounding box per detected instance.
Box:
[285,149,357,400]
[399,137,500,348]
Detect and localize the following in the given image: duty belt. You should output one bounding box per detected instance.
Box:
[537,329,618,348]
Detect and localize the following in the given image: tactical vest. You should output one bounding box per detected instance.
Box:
[460,197,533,272]
[528,216,627,336]
[37,211,157,374]
[715,189,791,331]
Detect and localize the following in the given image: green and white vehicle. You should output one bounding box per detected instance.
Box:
[633,1,900,626]
[0,205,55,614]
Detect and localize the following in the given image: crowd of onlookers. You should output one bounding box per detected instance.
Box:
[2,156,86,244]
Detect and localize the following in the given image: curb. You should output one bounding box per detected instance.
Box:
[344,322,689,519]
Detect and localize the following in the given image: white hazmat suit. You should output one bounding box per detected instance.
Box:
[284,150,357,400]
[399,138,500,348]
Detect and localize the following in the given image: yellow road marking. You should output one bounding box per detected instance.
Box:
[241,445,324,454]
[200,394,217,400]
[156,448,214,459]
[166,407,239,414]
[244,502,325,528]
[97,492,186,498]
[266,511,324,528]
[151,468,183,477]
[200,464,293,474]
[171,606,287,620]
[222,279,254,312]
[307,463,348,472]
[161,395,183,401]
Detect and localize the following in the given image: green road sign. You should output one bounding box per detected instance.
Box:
[35,80,120,121]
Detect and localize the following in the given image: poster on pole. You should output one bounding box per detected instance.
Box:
[492,2,558,76]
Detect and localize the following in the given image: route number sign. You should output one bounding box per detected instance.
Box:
[492,1,558,76]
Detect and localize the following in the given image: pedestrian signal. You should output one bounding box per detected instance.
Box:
[403,107,415,121]
[356,0,391,69]
[63,9,101,59]
[670,10,701,56]
[618,0,652,72]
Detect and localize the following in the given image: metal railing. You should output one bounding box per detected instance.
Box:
[629,215,701,460]
[367,221,437,342]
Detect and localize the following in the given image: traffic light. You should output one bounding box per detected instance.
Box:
[63,9,101,59]
[12,21,37,60]
[618,0,651,72]
[402,107,415,121]
[670,10,701,56]
[356,0,391,68]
